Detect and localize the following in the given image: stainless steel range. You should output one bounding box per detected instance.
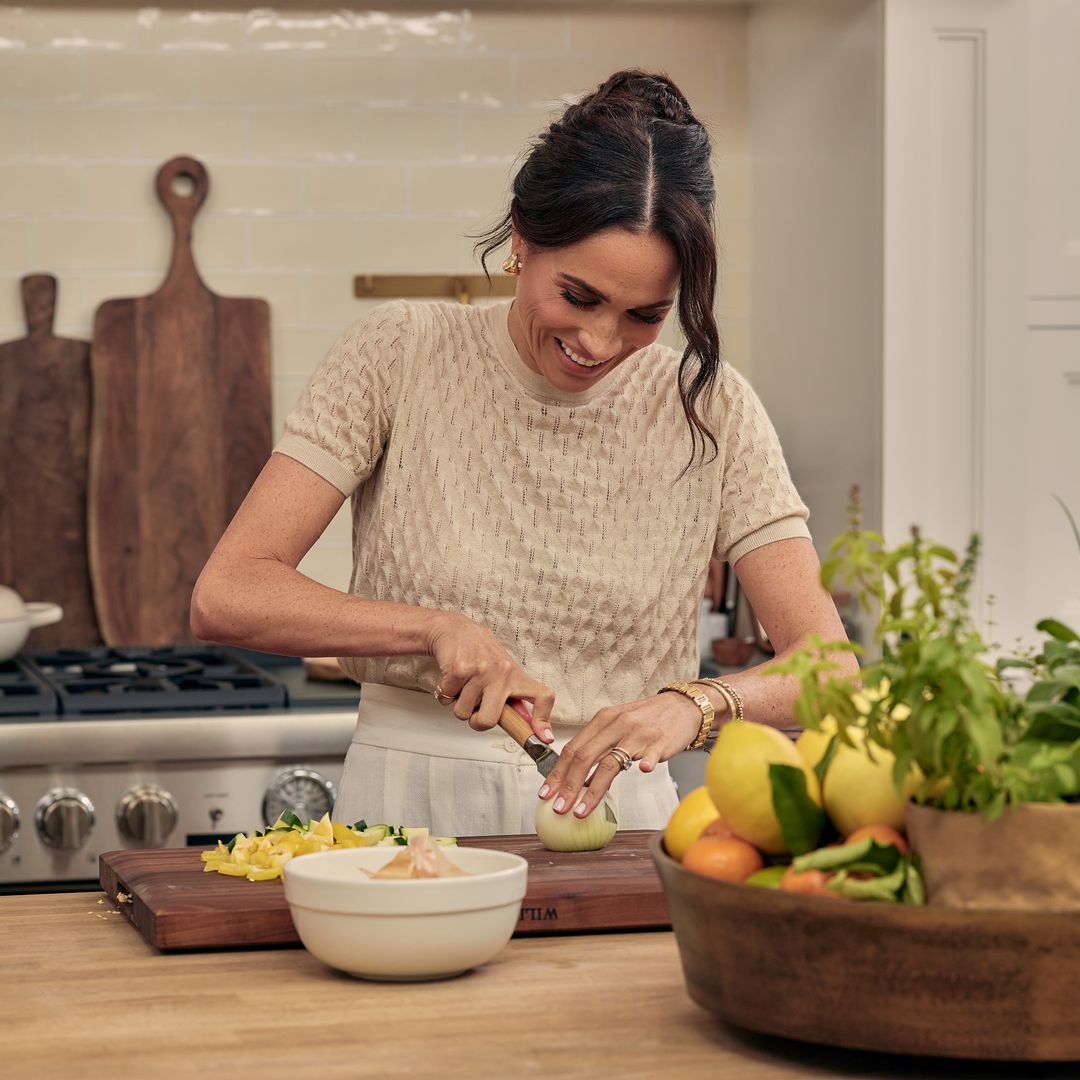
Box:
[0,646,358,892]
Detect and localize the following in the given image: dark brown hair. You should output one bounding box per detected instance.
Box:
[475,69,720,468]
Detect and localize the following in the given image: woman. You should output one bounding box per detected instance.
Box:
[191,69,854,836]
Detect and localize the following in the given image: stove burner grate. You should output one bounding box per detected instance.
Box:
[0,658,58,718]
[21,646,287,716]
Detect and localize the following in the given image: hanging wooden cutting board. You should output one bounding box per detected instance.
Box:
[0,275,101,647]
[88,156,271,646]
[98,832,670,951]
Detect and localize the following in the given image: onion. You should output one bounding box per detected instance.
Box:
[534,792,619,852]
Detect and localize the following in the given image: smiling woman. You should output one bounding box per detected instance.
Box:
[502,228,679,393]
[190,69,855,840]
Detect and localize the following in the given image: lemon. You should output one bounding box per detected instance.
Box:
[663,785,722,861]
[706,721,821,855]
[797,718,920,835]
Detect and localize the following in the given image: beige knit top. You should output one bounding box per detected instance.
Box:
[276,300,810,727]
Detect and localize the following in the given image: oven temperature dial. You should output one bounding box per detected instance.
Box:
[262,768,336,826]
[35,789,95,850]
[0,794,19,853]
[117,784,178,846]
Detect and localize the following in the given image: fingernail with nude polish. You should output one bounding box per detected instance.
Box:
[553,797,566,813]
[538,784,550,799]
[542,727,554,743]
[574,801,589,817]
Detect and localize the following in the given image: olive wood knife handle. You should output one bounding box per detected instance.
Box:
[498,701,536,747]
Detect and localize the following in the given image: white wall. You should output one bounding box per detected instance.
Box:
[746,0,885,551]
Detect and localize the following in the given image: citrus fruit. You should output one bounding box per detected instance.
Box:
[797,719,920,835]
[846,823,908,853]
[681,835,764,883]
[663,785,722,861]
[706,720,822,855]
[779,864,841,898]
[745,864,786,889]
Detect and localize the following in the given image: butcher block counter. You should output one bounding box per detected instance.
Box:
[6,891,1074,1080]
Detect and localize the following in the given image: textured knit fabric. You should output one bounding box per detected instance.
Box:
[277,299,810,728]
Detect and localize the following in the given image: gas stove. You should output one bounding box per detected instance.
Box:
[0,646,359,892]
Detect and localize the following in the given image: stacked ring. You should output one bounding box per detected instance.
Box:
[607,746,634,772]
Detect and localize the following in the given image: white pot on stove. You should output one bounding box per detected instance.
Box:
[0,585,63,660]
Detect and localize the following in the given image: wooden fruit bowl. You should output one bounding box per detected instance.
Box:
[649,833,1080,1061]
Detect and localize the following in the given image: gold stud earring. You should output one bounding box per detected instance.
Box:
[501,252,522,276]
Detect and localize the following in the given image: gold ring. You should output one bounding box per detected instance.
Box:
[433,685,456,707]
[607,746,634,772]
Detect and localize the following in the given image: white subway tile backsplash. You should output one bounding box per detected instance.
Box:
[305,163,407,215]
[302,54,513,108]
[209,163,304,215]
[82,51,196,106]
[190,53,303,106]
[28,108,138,160]
[410,163,511,218]
[0,162,87,215]
[0,51,83,105]
[29,218,142,272]
[355,217,476,272]
[250,108,355,161]
[137,110,250,163]
[355,110,461,162]
[300,276,379,328]
[462,9,567,54]
[0,109,25,156]
[250,215,358,270]
[460,109,549,162]
[0,224,30,278]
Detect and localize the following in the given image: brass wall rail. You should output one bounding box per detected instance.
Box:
[353,274,517,305]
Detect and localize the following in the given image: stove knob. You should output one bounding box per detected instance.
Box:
[117,784,178,846]
[0,794,19,852]
[35,789,95,850]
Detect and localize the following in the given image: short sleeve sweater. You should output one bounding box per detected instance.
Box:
[276,299,810,726]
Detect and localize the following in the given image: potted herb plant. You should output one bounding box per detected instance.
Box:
[772,488,1080,911]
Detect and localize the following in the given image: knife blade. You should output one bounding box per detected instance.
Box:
[498,701,560,779]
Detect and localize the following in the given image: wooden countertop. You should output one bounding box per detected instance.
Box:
[5,891,1071,1080]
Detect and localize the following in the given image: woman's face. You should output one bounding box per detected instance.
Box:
[505,227,680,393]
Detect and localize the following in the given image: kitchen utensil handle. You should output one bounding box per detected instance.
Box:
[498,701,536,747]
[155,155,209,288]
[22,274,57,340]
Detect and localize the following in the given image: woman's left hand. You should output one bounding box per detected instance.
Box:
[538,692,703,818]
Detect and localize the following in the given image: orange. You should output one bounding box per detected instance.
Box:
[699,818,734,841]
[846,823,908,853]
[779,865,842,898]
[681,835,764,883]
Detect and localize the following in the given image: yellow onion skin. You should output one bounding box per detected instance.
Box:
[534,793,618,852]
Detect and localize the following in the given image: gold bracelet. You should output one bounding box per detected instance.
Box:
[694,677,745,724]
[660,681,715,751]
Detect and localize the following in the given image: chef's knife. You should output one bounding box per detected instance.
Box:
[498,701,560,779]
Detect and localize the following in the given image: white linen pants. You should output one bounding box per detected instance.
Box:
[333,683,679,836]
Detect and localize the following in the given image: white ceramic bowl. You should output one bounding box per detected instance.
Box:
[282,846,528,981]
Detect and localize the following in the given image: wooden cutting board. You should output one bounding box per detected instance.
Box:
[88,156,271,646]
[99,832,669,951]
[0,274,101,646]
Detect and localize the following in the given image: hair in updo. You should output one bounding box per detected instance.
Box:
[475,69,720,468]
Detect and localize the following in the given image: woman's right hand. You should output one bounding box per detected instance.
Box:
[427,611,556,743]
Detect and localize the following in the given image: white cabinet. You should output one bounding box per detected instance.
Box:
[1028,0,1080,300]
